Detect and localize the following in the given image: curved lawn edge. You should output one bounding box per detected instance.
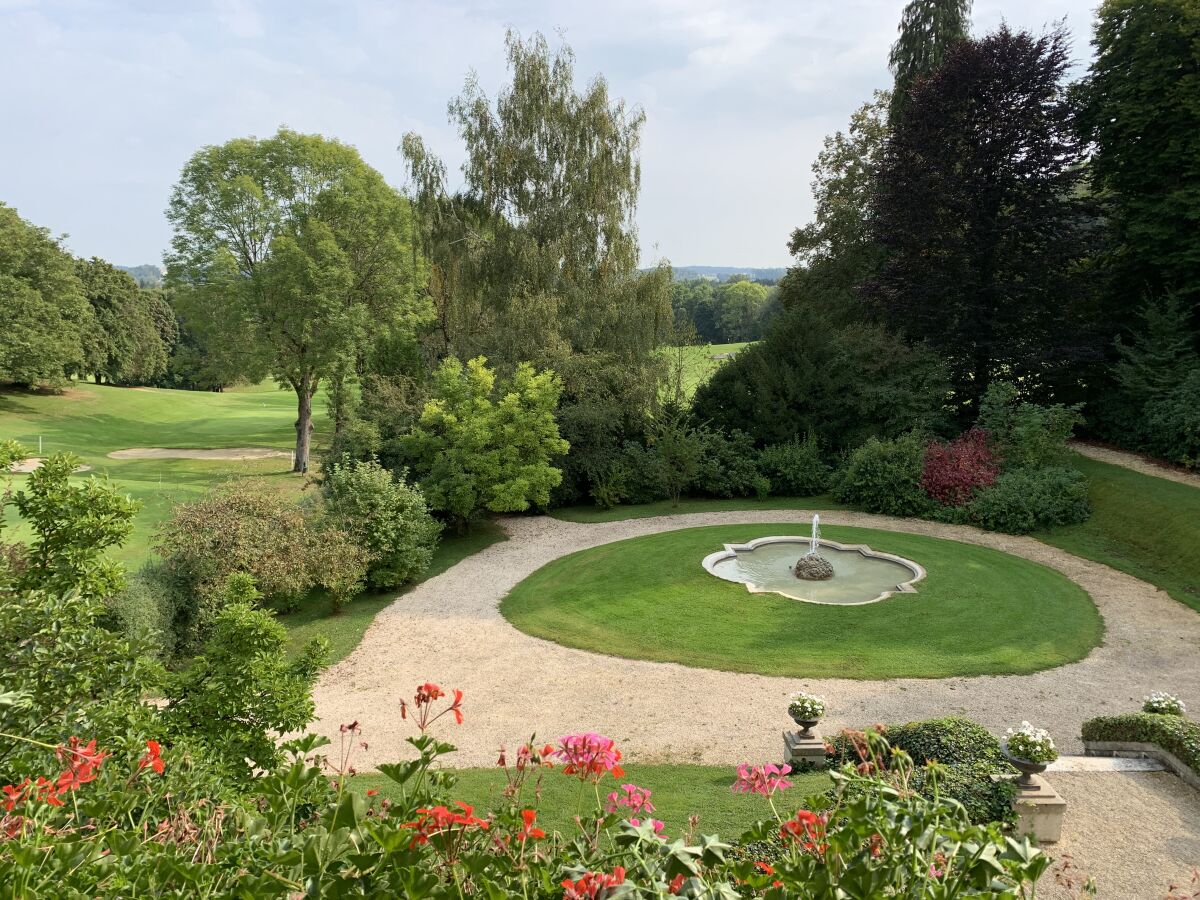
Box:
[501,523,1103,681]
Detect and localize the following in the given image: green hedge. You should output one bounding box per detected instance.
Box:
[1081,712,1200,776]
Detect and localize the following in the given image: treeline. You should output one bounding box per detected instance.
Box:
[671,274,781,344]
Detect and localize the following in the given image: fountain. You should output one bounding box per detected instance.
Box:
[700,519,926,606]
[792,514,834,581]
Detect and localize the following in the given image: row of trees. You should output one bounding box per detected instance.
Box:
[0,205,176,388]
[670,274,780,344]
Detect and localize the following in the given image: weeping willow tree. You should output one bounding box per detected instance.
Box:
[402,30,673,501]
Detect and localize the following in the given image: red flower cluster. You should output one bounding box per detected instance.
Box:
[401,683,464,733]
[402,801,489,849]
[562,866,626,899]
[138,740,165,775]
[2,737,111,816]
[921,428,999,507]
[780,809,827,855]
[497,740,555,772]
[516,809,544,842]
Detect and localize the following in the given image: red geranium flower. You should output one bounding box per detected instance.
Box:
[516,808,545,841]
[138,740,165,775]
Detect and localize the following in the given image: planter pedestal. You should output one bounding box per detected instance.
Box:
[1012,775,1065,843]
[783,727,826,770]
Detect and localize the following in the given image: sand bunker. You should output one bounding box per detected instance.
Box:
[107,448,290,461]
[9,458,92,474]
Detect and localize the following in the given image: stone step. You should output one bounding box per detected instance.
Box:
[1047,755,1166,773]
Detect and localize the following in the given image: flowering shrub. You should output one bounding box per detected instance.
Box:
[788,691,826,720]
[1004,722,1058,764]
[921,428,999,506]
[1144,691,1187,716]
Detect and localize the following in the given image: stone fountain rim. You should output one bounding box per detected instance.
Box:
[700,535,927,606]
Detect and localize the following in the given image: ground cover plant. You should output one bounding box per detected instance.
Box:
[501,523,1102,679]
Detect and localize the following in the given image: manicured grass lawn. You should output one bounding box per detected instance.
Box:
[664,342,749,397]
[552,494,847,524]
[0,380,322,565]
[281,521,507,663]
[352,764,830,837]
[502,524,1102,680]
[1038,454,1200,614]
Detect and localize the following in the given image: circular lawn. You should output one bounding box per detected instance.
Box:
[500,524,1103,680]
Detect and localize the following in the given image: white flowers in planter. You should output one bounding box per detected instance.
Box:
[1143,691,1186,716]
[1004,722,1058,764]
[788,692,826,720]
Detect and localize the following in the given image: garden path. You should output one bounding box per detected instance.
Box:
[1072,441,1200,490]
[311,509,1200,771]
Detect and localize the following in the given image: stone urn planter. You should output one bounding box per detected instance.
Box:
[1003,749,1048,789]
[789,713,821,736]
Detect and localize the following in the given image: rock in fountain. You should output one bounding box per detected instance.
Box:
[794,513,834,580]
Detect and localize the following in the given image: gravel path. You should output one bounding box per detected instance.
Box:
[311,510,1200,770]
[1072,442,1200,490]
[1040,772,1200,899]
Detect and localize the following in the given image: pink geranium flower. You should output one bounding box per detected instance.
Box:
[553,733,625,781]
[732,762,792,796]
[605,783,655,816]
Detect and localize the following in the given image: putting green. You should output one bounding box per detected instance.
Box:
[501,524,1103,680]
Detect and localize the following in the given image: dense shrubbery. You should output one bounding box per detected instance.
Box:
[695,428,766,499]
[692,303,949,451]
[757,435,831,496]
[833,433,931,517]
[966,467,1091,534]
[156,485,369,648]
[920,428,998,506]
[976,383,1083,471]
[1082,712,1200,778]
[827,718,1017,826]
[322,458,441,590]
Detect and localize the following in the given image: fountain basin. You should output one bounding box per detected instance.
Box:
[702,536,925,606]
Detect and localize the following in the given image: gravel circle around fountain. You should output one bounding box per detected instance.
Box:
[311,509,1200,771]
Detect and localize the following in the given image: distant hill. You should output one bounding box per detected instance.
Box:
[117,264,163,288]
[668,265,787,283]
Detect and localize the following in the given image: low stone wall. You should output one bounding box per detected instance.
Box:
[1083,741,1200,793]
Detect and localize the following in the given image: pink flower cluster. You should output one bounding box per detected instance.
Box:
[553,732,625,781]
[732,762,792,796]
[605,783,655,816]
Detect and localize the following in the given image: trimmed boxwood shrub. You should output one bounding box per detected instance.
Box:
[827,717,1017,825]
[1082,712,1200,777]
[833,433,932,517]
[757,435,831,496]
[967,466,1090,534]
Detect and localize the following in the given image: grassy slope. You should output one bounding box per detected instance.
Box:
[1037,454,1200,613]
[665,342,748,397]
[502,523,1101,680]
[352,765,831,837]
[0,380,322,565]
[280,521,507,663]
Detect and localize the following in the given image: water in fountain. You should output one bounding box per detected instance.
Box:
[806,514,821,557]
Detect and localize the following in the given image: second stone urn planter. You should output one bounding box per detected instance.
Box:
[1003,749,1049,789]
[790,714,820,736]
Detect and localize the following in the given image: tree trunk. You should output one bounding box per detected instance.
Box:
[294,375,316,473]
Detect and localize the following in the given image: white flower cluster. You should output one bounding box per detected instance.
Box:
[788,692,826,720]
[1004,721,1058,764]
[1143,691,1186,716]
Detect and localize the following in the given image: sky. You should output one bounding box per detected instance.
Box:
[0,0,1100,269]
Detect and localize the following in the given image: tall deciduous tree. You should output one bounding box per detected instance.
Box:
[1079,0,1200,329]
[868,27,1096,415]
[889,0,972,118]
[402,31,672,500]
[785,91,890,315]
[166,128,427,472]
[0,203,91,388]
[76,257,169,385]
